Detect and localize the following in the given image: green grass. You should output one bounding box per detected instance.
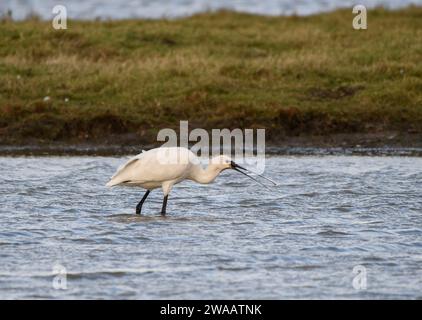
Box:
[0,7,421,144]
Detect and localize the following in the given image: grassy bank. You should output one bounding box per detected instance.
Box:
[0,7,421,146]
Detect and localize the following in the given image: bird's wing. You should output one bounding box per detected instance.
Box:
[106,147,196,187]
[110,156,140,179]
[106,152,145,186]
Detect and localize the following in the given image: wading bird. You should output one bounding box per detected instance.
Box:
[106,147,275,216]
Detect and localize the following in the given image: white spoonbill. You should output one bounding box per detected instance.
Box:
[106,147,275,216]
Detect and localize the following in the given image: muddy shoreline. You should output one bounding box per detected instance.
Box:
[1,132,421,156]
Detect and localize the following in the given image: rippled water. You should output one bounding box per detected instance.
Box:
[1,0,421,20]
[0,155,421,299]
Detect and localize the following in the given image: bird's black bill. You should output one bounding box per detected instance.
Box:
[232,167,271,190]
[231,161,278,187]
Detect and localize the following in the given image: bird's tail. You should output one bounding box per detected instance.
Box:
[106,179,120,187]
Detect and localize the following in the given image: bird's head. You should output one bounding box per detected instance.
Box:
[209,155,249,173]
[209,155,233,172]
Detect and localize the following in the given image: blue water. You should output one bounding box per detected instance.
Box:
[1,0,421,20]
[0,156,421,299]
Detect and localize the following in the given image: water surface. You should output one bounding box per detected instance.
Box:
[0,156,421,299]
[1,0,421,20]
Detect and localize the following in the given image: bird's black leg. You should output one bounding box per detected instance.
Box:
[136,190,150,215]
[161,195,168,216]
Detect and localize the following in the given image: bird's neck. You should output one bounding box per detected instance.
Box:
[189,164,221,184]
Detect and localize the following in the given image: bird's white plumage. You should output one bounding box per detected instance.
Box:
[106,147,230,195]
[106,146,276,215]
[109,151,145,181]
